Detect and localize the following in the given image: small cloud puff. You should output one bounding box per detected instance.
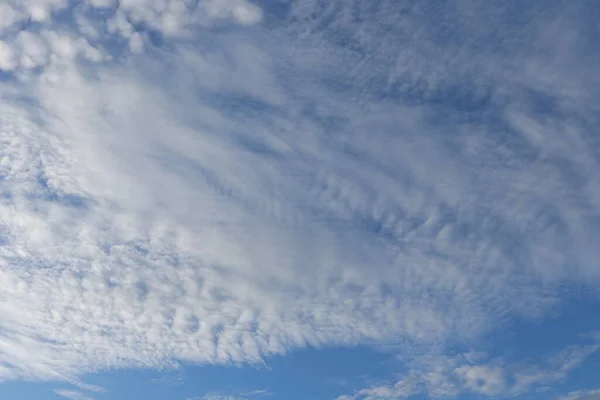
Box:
[201,0,263,25]
[0,25,104,74]
[0,0,263,73]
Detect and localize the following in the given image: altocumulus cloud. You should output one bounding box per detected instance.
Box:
[338,342,600,399]
[0,0,599,399]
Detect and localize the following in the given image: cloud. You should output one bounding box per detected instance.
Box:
[455,365,504,396]
[338,342,600,399]
[0,40,18,70]
[0,0,599,392]
[54,389,94,400]
[0,3,24,31]
[511,344,600,393]
[241,389,271,396]
[0,0,263,73]
[201,394,247,400]
[189,393,265,400]
[559,389,600,400]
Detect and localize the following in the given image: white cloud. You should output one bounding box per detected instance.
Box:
[0,3,24,31]
[54,389,94,400]
[43,31,78,59]
[128,32,145,54]
[339,343,600,399]
[22,0,70,22]
[188,392,268,400]
[511,344,600,394]
[455,365,504,396]
[201,394,247,400]
[88,0,116,8]
[0,0,598,394]
[242,389,271,396]
[201,0,263,25]
[0,0,264,75]
[17,31,50,69]
[0,40,18,71]
[352,376,421,400]
[559,389,600,400]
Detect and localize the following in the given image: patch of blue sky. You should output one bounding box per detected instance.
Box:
[0,346,393,400]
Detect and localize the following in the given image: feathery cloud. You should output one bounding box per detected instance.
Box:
[54,389,95,400]
[339,342,600,399]
[559,390,600,400]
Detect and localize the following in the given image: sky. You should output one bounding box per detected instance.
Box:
[0,0,599,399]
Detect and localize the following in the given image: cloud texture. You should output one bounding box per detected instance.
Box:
[339,342,600,399]
[0,0,599,398]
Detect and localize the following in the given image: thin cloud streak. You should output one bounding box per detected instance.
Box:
[54,389,95,400]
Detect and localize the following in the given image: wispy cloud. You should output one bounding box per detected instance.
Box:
[151,370,186,387]
[189,393,258,400]
[559,389,600,400]
[0,0,599,393]
[54,389,94,400]
[241,389,272,397]
[339,341,600,399]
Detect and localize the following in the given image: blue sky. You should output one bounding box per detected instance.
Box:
[0,0,600,400]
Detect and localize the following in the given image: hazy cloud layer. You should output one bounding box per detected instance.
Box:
[0,0,599,399]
